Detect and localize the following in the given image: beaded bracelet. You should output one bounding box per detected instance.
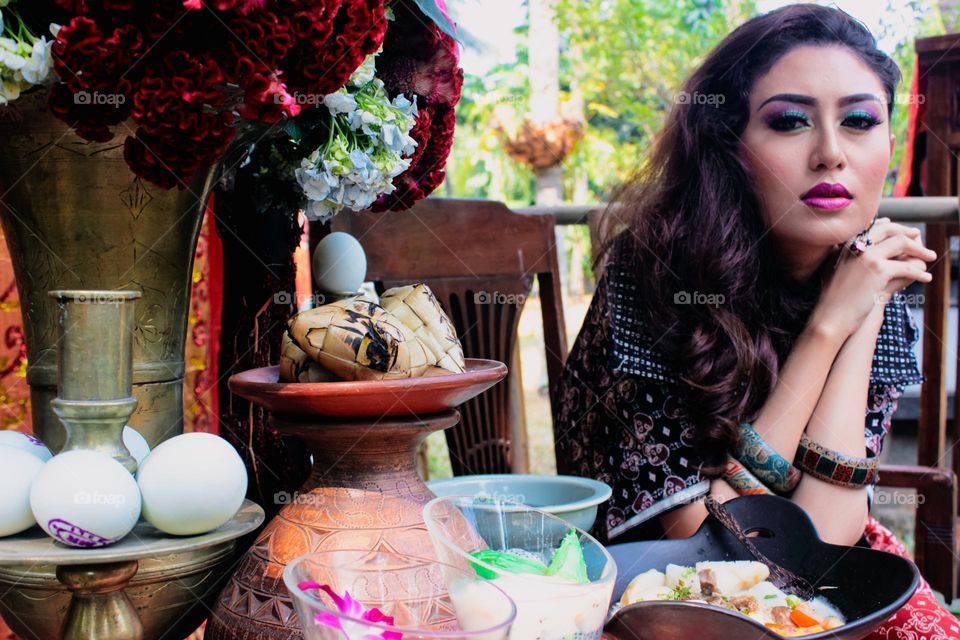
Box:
[794,433,879,488]
[733,423,802,494]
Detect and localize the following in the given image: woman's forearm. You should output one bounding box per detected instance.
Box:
[749,314,848,460]
[789,305,884,544]
[662,309,880,543]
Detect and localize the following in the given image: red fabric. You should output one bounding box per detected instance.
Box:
[894,58,927,197]
[183,196,222,435]
[863,516,960,638]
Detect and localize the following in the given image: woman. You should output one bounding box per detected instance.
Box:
[554,4,959,636]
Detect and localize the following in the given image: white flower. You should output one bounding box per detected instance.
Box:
[349,54,376,87]
[323,90,356,115]
[21,36,52,85]
[297,60,422,222]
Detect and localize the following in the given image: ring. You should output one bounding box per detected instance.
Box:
[848,220,876,256]
[848,234,873,256]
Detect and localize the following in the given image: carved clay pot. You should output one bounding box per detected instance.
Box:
[205,361,507,639]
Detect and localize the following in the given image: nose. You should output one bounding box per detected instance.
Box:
[808,124,846,172]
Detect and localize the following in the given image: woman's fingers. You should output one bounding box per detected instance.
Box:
[867,234,936,262]
[867,218,922,244]
[882,260,933,286]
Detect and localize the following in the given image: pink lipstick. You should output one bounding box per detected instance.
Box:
[801,182,853,210]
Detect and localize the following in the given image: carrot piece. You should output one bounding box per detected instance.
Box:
[790,606,822,627]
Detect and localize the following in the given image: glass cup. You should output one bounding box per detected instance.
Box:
[423,495,617,640]
[283,549,517,639]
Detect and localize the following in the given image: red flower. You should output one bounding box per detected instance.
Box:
[372,3,463,211]
[125,52,234,188]
[280,0,386,101]
[377,2,463,108]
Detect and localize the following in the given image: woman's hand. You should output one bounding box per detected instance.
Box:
[810,218,934,340]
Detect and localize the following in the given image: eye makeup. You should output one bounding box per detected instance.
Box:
[765,109,811,132]
[761,104,884,132]
[841,107,883,130]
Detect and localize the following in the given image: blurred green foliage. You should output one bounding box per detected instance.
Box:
[446,0,948,207]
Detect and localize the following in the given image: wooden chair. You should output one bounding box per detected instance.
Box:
[332,197,567,475]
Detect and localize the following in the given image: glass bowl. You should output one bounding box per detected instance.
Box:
[283,549,517,639]
[423,495,617,640]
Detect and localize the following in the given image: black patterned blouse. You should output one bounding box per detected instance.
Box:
[553,251,925,544]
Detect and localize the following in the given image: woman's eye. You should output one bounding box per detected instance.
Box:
[767,111,810,132]
[842,109,882,130]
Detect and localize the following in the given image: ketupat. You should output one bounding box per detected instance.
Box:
[379,284,466,373]
[287,298,436,380]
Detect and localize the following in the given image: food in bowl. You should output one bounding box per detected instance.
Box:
[621,560,844,637]
[464,529,608,638]
[424,495,616,640]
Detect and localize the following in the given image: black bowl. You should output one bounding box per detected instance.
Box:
[604,495,919,640]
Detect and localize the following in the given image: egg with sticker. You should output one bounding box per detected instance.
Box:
[29,450,141,547]
[0,430,52,462]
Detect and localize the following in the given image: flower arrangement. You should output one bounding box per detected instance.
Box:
[0,0,460,216]
[222,0,463,222]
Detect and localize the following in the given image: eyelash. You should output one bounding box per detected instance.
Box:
[766,109,883,132]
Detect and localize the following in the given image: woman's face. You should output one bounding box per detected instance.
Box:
[739,45,894,275]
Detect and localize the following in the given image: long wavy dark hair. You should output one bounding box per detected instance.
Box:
[597,4,901,477]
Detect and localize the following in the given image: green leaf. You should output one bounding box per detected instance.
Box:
[544,530,589,584]
[411,0,461,43]
[469,549,548,579]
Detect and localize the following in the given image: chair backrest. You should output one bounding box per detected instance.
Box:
[333,197,567,475]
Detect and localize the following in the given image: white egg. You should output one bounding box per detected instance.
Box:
[312,231,367,294]
[30,450,141,548]
[137,432,247,536]
[0,446,45,537]
[123,426,151,466]
[0,430,53,462]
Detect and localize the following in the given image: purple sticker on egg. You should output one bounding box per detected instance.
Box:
[25,435,44,447]
[47,519,116,548]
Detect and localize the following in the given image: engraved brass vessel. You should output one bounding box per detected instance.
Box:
[0,88,214,451]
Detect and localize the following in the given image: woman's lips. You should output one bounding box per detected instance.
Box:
[800,182,853,210]
[802,196,852,210]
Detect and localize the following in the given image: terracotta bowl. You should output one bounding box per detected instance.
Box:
[228,359,507,417]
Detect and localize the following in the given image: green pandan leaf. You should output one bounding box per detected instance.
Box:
[545,530,589,584]
[469,549,548,580]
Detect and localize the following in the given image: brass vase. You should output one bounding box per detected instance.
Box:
[0,88,215,450]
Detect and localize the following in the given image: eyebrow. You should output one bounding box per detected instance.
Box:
[756,92,883,111]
